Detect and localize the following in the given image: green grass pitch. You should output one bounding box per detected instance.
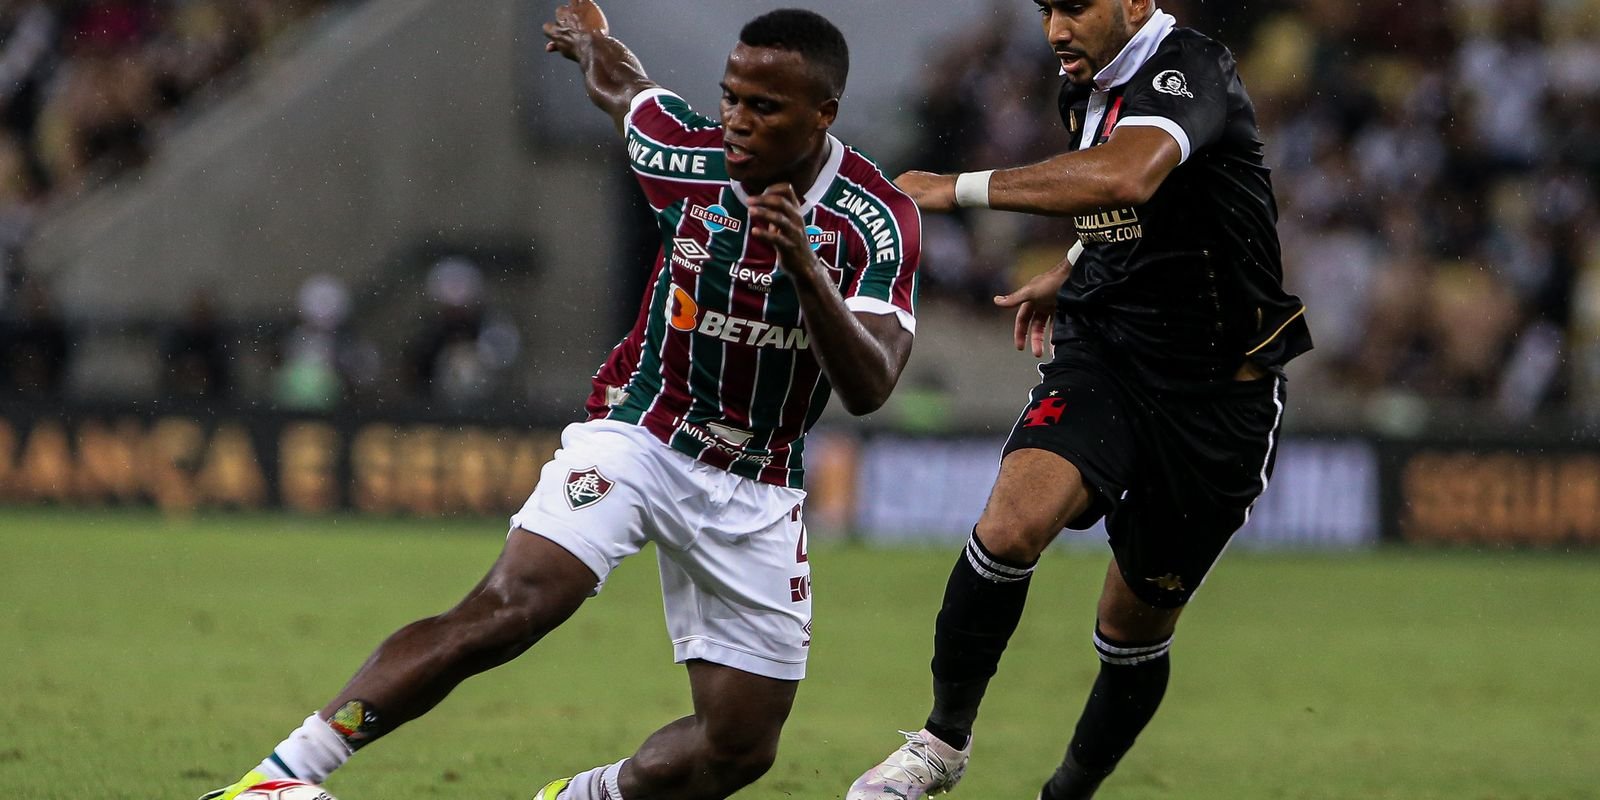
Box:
[2,507,1597,799]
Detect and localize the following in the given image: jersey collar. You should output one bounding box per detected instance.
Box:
[729,133,843,215]
[1060,8,1177,92]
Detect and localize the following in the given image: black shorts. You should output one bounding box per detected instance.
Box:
[1002,340,1286,608]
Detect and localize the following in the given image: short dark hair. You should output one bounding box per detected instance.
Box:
[739,9,850,99]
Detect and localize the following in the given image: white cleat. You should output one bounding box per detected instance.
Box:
[848,729,971,800]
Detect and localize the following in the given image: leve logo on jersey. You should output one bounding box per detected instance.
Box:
[1153,69,1193,98]
[692,204,741,233]
[667,283,810,349]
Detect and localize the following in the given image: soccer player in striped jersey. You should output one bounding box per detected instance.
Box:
[199,3,920,800]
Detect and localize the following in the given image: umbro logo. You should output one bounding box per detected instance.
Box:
[673,237,710,260]
[671,237,710,273]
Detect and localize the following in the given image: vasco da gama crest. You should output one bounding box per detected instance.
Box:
[563,466,615,510]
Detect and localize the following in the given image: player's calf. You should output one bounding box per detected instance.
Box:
[626,718,780,798]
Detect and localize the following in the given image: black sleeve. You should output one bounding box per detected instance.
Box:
[1116,40,1234,163]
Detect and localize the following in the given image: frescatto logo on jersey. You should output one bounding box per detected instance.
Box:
[692,204,742,233]
[805,225,837,252]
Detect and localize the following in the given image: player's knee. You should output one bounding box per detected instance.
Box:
[974,512,1057,562]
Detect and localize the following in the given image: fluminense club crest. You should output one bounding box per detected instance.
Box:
[564,466,615,510]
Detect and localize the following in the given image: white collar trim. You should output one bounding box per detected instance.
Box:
[730,134,843,214]
[1059,8,1177,92]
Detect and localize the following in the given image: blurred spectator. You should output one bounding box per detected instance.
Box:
[0,1,58,195]
[406,256,521,410]
[273,274,377,411]
[0,268,71,397]
[159,287,231,400]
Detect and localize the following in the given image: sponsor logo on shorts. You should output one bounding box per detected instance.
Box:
[1146,573,1187,592]
[1022,397,1067,427]
[691,204,741,233]
[564,466,615,510]
[789,574,811,602]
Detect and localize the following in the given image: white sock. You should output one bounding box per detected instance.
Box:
[602,759,625,800]
[256,713,352,784]
[562,758,628,800]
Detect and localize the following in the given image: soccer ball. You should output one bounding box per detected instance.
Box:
[237,780,338,800]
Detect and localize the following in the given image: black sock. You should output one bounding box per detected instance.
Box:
[924,530,1037,749]
[1041,626,1172,800]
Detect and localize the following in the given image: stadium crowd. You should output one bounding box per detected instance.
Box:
[3,0,1598,427]
[906,0,1600,424]
[0,0,357,398]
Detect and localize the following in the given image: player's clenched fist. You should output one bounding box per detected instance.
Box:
[749,183,823,285]
[543,0,610,59]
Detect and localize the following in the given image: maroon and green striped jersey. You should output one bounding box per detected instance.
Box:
[584,88,922,489]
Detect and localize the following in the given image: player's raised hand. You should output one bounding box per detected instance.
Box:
[749,184,821,282]
[893,171,958,213]
[543,0,610,59]
[993,258,1071,357]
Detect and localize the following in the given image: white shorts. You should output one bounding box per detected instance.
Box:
[510,420,812,680]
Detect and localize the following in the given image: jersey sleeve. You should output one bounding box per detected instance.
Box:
[1114,41,1234,164]
[623,89,728,211]
[841,189,921,335]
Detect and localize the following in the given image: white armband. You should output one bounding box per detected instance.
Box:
[954,170,994,209]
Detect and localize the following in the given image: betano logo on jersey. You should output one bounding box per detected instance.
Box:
[667,283,810,349]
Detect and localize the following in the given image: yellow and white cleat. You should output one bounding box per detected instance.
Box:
[197,770,270,800]
[533,776,573,800]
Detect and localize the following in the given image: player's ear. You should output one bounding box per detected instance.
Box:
[815,97,839,132]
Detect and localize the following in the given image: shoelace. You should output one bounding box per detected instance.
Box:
[893,729,949,778]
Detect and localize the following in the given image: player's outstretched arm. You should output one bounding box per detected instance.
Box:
[542,0,657,134]
[749,184,912,416]
[895,126,1182,216]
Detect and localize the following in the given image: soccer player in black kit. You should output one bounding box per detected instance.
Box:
[849,1,1311,798]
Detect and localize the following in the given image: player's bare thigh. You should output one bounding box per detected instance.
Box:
[975,448,1096,563]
